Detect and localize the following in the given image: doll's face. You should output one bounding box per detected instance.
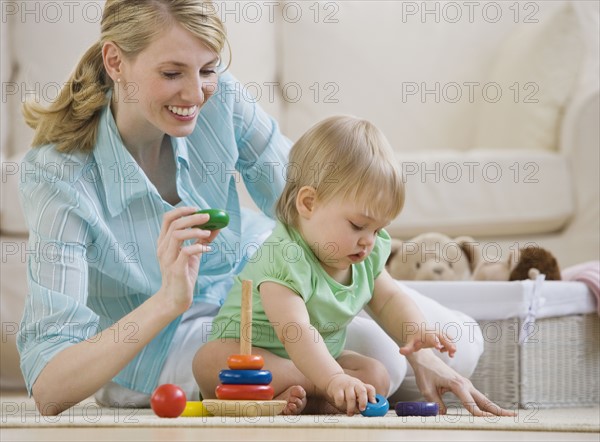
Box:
[387,234,475,281]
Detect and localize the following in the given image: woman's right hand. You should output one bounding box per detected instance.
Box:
[399,327,457,358]
[156,207,221,315]
[325,373,376,415]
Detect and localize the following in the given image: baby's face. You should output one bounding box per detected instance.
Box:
[300,197,390,282]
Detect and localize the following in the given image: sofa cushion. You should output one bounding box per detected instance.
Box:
[473,2,584,151]
[387,150,574,238]
[276,1,556,150]
[239,149,575,239]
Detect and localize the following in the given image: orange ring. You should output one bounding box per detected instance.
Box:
[215,384,274,400]
[227,354,264,370]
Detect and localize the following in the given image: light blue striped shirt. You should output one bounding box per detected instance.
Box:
[17,72,291,394]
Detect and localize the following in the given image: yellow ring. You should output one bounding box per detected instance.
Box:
[181,401,212,417]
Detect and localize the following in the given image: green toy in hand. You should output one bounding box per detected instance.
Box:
[194,209,230,230]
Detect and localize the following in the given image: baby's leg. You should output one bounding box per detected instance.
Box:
[304,350,391,415]
[193,339,241,399]
[192,340,310,414]
[336,350,391,396]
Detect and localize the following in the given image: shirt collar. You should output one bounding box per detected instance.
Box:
[94,103,156,217]
[172,135,190,171]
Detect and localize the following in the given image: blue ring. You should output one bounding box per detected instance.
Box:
[360,394,389,417]
[395,401,439,416]
[218,369,273,385]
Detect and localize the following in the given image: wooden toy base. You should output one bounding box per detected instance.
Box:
[202,399,287,417]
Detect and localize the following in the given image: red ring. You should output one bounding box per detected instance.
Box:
[227,354,264,370]
[215,384,274,400]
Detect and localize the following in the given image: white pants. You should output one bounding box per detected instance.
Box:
[345,282,484,400]
[95,301,219,408]
[95,282,483,407]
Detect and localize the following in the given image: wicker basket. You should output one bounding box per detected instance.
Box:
[467,314,600,409]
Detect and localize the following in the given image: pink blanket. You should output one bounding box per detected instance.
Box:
[562,261,600,315]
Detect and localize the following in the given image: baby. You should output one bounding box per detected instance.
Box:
[193,115,455,415]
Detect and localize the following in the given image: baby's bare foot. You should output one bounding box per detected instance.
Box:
[275,385,307,415]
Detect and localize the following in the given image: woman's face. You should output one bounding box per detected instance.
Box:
[115,23,220,139]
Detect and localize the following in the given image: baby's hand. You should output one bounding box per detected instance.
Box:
[325,373,376,415]
[399,328,457,358]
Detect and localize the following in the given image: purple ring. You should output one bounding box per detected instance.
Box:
[395,401,439,416]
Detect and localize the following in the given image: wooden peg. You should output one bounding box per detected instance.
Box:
[240,279,253,356]
[204,278,286,417]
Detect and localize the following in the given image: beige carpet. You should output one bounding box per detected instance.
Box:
[1,395,598,433]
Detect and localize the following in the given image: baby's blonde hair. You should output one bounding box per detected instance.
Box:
[23,0,229,153]
[276,115,405,227]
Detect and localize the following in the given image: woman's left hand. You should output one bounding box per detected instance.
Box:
[406,350,516,417]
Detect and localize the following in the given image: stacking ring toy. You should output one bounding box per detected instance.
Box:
[180,401,211,417]
[219,369,273,385]
[395,401,439,417]
[360,394,389,417]
[227,354,264,370]
[215,384,275,400]
[207,280,287,417]
[194,209,230,230]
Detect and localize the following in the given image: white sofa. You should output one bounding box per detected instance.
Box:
[1,1,599,390]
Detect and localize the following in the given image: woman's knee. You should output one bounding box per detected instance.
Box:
[447,317,484,377]
[400,284,485,377]
[365,358,391,395]
[345,314,407,396]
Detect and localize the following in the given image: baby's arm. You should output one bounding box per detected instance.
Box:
[260,281,375,414]
[368,269,456,357]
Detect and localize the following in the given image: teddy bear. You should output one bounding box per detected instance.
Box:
[386,232,480,281]
[472,245,561,281]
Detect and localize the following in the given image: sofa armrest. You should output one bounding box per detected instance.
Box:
[0,235,28,390]
[559,87,600,227]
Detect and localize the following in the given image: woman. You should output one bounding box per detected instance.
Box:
[19,0,511,417]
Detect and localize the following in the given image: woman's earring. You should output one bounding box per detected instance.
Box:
[113,78,121,103]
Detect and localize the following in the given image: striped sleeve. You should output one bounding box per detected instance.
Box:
[226,73,292,218]
[17,150,100,394]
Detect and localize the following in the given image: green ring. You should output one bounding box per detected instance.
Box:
[194,209,230,230]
